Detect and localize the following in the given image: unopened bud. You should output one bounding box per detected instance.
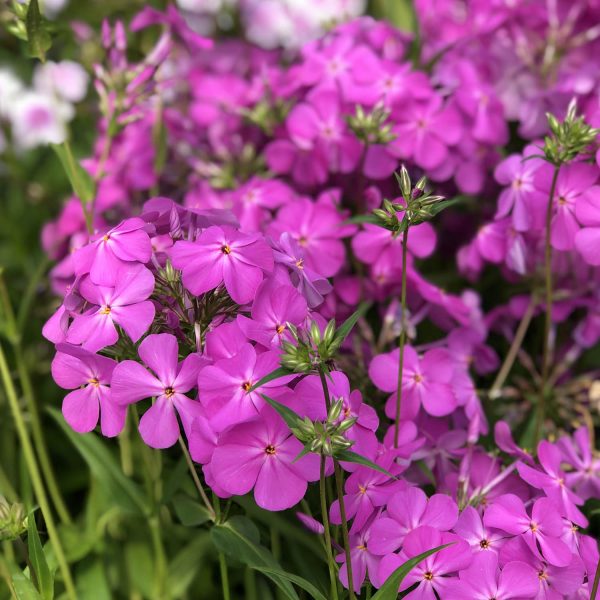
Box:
[321,439,333,456]
[310,321,321,345]
[331,435,353,450]
[323,320,336,345]
[327,398,344,423]
[337,416,358,433]
[0,497,27,542]
[398,166,411,200]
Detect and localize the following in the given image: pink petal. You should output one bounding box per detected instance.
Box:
[62,387,99,433]
[138,396,180,449]
[210,443,265,496]
[110,360,164,404]
[111,301,155,343]
[254,456,307,511]
[138,333,178,384]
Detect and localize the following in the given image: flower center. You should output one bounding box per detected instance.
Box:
[100,305,112,315]
[88,377,100,387]
[356,544,367,551]
[102,234,110,242]
[557,196,568,206]
[276,324,286,335]
[295,258,304,270]
[265,445,276,455]
[479,538,490,549]
[423,571,434,581]
[242,381,253,392]
[164,387,175,398]
[529,522,538,533]
[358,485,368,495]
[298,236,308,247]
[538,570,548,581]
[413,373,423,383]
[221,245,232,255]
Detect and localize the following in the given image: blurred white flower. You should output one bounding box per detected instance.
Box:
[33,61,89,103]
[15,0,68,18]
[0,69,24,119]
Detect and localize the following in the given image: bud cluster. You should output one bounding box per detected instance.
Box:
[290,398,357,456]
[281,319,340,372]
[372,166,445,235]
[347,104,396,145]
[0,496,27,542]
[544,100,599,166]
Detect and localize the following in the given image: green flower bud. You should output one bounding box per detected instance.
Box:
[397,166,411,200]
[336,416,358,433]
[0,497,27,542]
[327,398,344,423]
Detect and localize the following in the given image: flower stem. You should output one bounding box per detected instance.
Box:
[536,165,561,442]
[488,291,538,399]
[334,461,355,600]
[591,557,600,600]
[178,436,216,521]
[320,455,339,600]
[394,226,409,447]
[219,552,231,600]
[0,342,77,600]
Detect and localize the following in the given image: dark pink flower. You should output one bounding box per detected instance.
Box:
[111,334,204,448]
[209,406,319,511]
[51,343,124,437]
[171,226,273,305]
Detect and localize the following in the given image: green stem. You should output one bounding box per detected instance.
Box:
[536,165,561,442]
[0,343,77,600]
[334,461,355,600]
[591,557,600,600]
[119,411,134,477]
[488,291,538,399]
[319,455,339,600]
[394,226,409,447]
[244,567,257,600]
[0,462,17,501]
[178,436,216,521]
[149,516,168,600]
[219,552,231,600]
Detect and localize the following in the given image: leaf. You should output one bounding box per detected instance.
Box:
[331,301,371,349]
[172,494,213,527]
[249,366,293,392]
[292,442,313,463]
[75,560,111,600]
[253,567,328,600]
[344,214,381,225]
[52,143,95,205]
[333,450,395,479]
[27,513,54,600]
[211,516,299,600]
[427,196,465,217]
[49,408,150,516]
[152,104,168,176]
[7,561,42,600]
[371,544,452,600]
[167,533,212,597]
[25,0,51,62]
[261,394,304,431]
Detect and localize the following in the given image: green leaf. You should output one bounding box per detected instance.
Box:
[7,561,42,600]
[253,567,328,600]
[427,196,464,217]
[27,513,54,600]
[52,143,95,205]
[211,516,299,600]
[331,301,371,349]
[371,544,452,600]
[75,560,111,600]
[167,533,212,597]
[152,104,168,176]
[25,0,51,62]
[344,214,381,225]
[261,394,304,431]
[249,366,293,392]
[292,442,313,463]
[334,450,395,479]
[49,408,150,516]
[172,494,213,527]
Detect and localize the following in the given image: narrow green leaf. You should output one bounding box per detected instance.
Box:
[292,442,313,463]
[25,0,51,61]
[167,533,212,597]
[334,449,395,479]
[332,301,371,348]
[172,494,212,527]
[7,561,42,600]
[249,366,293,392]
[427,196,463,217]
[52,143,95,205]
[344,214,381,225]
[27,514,54,600]
[253,567,328,600]
[211,516,299,600]
[261,394,304,430]
[371,544,452,600]
[49,408,150,515]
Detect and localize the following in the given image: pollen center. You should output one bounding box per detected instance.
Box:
[298,236,308,247]
[276,324,286,334]
[480,538,490,549]
[102,234,110,242]
[265,445,276,455]
[242,381,252,392]
[88,377,100,387]
[529,522,538,533]
[413,373,423,383]
[221,244,232,255]
[295,258,304,270]
[100,305,112,315]
[164,387,175,398]
[423,571,434,581]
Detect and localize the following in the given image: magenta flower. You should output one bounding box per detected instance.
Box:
[197,343,291,431]
[453,506,505,554]
[237,278,307,349]
[67,265,155,351]
[73,217,153,286]
[574,182,600,265]
[445,552,538,600]
[369,346,457,419]
[378,526,470,597]
[556,427,600,501]
[171,226,273,305]
[209,406,319,511]
[51,343,124,437]
[269,199,352,278]
[369,487,458,556]
[517,441,588,527]
[388,95,463,170]
[204,320,248,361]
[111,334,204,448]
[337,525,384,591]
[483,494,572,567]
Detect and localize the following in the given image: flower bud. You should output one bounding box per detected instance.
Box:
[0,497,27,542]
[398,166,411,200]
[327,398,344,423]
[310,321,321,345]
[336,416,358,433]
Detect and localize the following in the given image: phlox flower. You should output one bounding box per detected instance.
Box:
[73,217,153,286]
[111,333,204,448]
[67,265,155,351]
[556,427,600,501]
[51,343,124,436]
[209,406,319,511]
[574,181,600,265]
[337,524,384,592]
[171,226,273,305]
[453,506,505,555]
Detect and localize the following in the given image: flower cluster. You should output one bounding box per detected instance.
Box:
[37,2,600,597]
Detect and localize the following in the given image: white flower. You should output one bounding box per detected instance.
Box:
[33,60,89,103]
